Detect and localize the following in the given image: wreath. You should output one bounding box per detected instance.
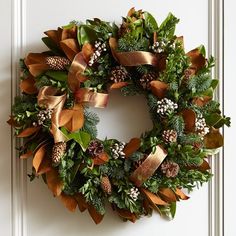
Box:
[8,8,230,223]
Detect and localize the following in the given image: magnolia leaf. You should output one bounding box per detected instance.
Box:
[17,127,40,138]
[32,144,47,174]
[198,159,211,171]
[88,205,104,224]
[20,76,38,94]
[187,48,206,71]
[158,188,177,203]
[150,80,168,98]
[69,131,91,151]
[204,128,223,149]
[37,157,52,175]
[192,96,211,107]
[20,150,33,159]
[93,152,109,165]
[59,193,78,212]
[74,193,88,212]
[42,37,63,55]
[46,168,63,196]
[123,138,141,158]
[45,71,68,82]
[116,207,136,223]
[175,188,189,200]
[59,104,84,132]
[82,43,94,62]
[110,82,129,89]
[181,109,196,133]
[141,188,168,205]
[144,11,158,33]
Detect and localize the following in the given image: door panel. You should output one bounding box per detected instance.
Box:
[0,0,212,236]
[25,1,209,236]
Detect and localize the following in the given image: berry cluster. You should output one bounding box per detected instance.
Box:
[111,141,126,159]
[88,41,107,66]
[157,98,178,116]
[33,108,53,126]
[195,114,210,136]
[128,187,140,201]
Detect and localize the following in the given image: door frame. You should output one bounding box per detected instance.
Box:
[10,0,224,235]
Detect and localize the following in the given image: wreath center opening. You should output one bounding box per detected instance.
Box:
[90,90,153,142]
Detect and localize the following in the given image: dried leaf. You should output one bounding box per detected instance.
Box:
[17,127,40,138]
[175,188,189,200]
[110,82,129,89]
[74,193,88,212]
[60,38,79,61]
[46,168,63,196]
[82,43,94,62]
[88,205,104,224]
[181,109,196,132]
[37,157,52,175]
[20,150,33,159]
[158,188,177,203]
[187,48,206,71]
[20,76,38,94]
[59,193,77,212]
[59,104,84,132]
[33,144,47,173]
[141,188,168,205]
[123,138,141,158]
[150,80,168,98]
[116,208,136,223]
[7,116,19,127]
[93,152,109,165]
[204,128,223,149]
[192,96,211,107]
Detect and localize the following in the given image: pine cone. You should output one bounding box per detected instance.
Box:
[101,176,112,194]
[161,161,179,178]
[110,66,129,83]
[162,130,177,143]
[139,72,156,90]
[45,56,70,70]
[52,142,67,164]
[87,140,104,157]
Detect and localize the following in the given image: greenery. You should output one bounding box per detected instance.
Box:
[10,8,230,223]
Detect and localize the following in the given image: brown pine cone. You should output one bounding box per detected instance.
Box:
[52,142,67,164]
[87,140,104,157]
[161,161,179,178]
[139,72,156,90]
[45,56,70,70]
[110,66,129,83]
[101,176,112,194]
[162,130,177,143]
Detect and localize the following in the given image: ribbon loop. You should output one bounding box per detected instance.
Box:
[130,145,167,187]
[37,86,67,143]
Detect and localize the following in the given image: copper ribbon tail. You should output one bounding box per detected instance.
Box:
[130,145,167,187]
[37,86,67,143]
[109,37,158,67]
[75,88,109,108]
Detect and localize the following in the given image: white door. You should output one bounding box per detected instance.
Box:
[0,0,235,235]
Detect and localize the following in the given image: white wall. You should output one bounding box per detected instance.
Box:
[224,1,236,235]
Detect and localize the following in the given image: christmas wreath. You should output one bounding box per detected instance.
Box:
[8,8,230,223]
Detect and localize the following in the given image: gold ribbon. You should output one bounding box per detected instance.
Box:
[109,38,158,67]
[130,145,167,187]
[37,86,67,143]
[75,88,109,108]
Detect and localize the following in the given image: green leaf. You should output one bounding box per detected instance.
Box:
[158,13,179,39]
[45,71,68,82]
[144,11,158,34]
[198,45,206,57]
[205,113,231,128]
[69,131,91,151]
[77,25,98,45]
[42,37,63,55]
[211,79,219,90]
